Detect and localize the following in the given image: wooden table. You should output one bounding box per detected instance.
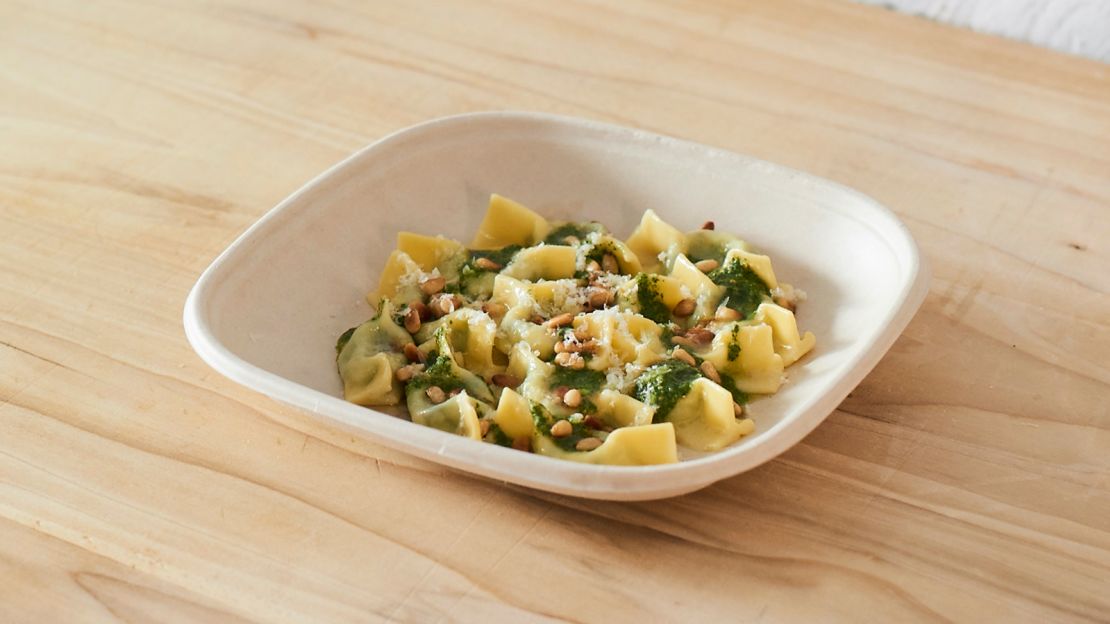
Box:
[2,1,1107,621]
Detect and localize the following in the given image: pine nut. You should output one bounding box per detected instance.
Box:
[600,254,619,274]
[564,235,580,246]
[701,221,715,230]
[575,437,603,451]
[700,361,721,383]
[482,302,507,318]
[554,340,568,353]
[546,312,574,328]
[695,259,719,272]
[420,275,446,295]
[587,289,609,309]
[403,307,421,333]
[491,373,521,387]
[512,436,531,452]
[410,300,430,320]
[480,420,491,437]
[686,327,714,345]
[672,298,696,317]
[715,305,741,322]
[395,364,422,382]
[425,385,446,404]
[474,257,502,271]
[550,419,572,438]
[586,259,601,273]
[554,351,585,369]
[733,403,744,417]
[672,347,696,367]
[563,388,582,408]
[671,335,697,348]
[403,343,425,363]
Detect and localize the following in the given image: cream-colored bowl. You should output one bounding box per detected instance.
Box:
[184,112,928,500]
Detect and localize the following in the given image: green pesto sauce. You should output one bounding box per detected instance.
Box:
[632,359,702,423]
[406,354,465,393]
[486,422,514,447]
[709,259,770,319]
[634,273,671,323]
[531,402,591,452]
[549,367,606,395]
[543,222,606,245]
[335,326,357,356]
[717,371,749,406]
[469,244,523,268]
[726,325,741,361]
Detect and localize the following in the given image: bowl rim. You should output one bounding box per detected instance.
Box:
[183,110,930,499]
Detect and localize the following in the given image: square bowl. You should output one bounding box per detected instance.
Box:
[184,111,928,500]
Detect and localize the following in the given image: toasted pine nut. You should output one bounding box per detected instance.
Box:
[546,312,574,328]
[554,351,585,369]
[530,314,544,324]
[575,340,598,354]
[474,257,502,271]
[563,388,582,408]
[733,402,744,417]
[701,220,715,230]
[512,436,531,452]
[686,327,714,345]
[420,275,446,295]
[700,361,721,383]
[425,385,446,404]
[671,335,697,348]
[695,259,719,272]
[672,298,696,317]
[482,301,508,318]
[601,254,619,274]
[403,307,421,333]
[715,305,741,322]
[575,437,603,451]
[550,419,572,438]
[564,235,580,246]
[395,364,422,382]
[585,259,601,273]
[554,340,568,353]
[410,300,430,320]
[491,373,521,387]
[587,289,609,309]
[480,420,491,437]
[584,415,607,430]
[672,347,696,367]
[403,343,425,363]
[573,326,591,341]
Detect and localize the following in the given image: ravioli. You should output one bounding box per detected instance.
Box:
[335,194,816,465]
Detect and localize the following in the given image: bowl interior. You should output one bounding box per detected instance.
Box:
[189,113,922,498]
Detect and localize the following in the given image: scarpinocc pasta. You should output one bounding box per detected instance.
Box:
[335,194,815,465]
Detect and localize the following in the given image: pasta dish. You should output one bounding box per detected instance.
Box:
[335,195,815,465]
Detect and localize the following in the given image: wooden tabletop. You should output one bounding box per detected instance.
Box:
[2,1,1108,622]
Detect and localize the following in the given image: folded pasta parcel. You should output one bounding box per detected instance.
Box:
[335,195,815,466]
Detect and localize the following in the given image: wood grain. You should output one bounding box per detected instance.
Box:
[1,0,1108,622]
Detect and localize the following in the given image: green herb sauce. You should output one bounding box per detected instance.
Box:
[717,371,749,406]
[549,367,606,395]
[726,325,741,361]
[406,354,465,394]
[634,273,671,323]
[709,259,770,319]
[531,402,591,451]
[486,422,514,447]
[542,222,605,245]
[632,359,702,423]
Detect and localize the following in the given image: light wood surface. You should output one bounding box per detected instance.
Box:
[2,1,1108,622]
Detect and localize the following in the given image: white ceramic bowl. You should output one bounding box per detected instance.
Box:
[184,112,928,500]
